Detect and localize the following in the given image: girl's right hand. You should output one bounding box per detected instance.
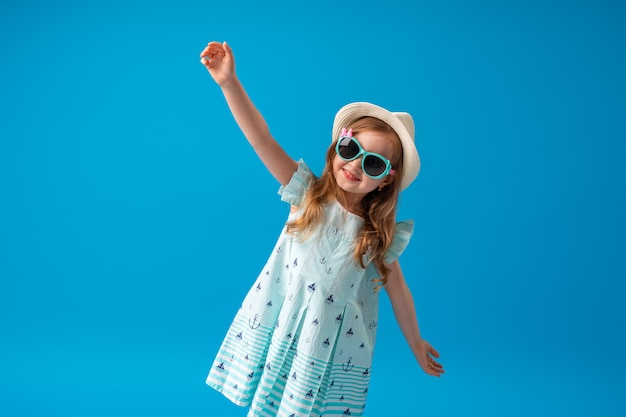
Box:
[200,41,235,87]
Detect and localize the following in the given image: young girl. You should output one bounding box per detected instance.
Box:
[200,41,444,417]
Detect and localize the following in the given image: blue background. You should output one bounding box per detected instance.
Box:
[1,0,625,416]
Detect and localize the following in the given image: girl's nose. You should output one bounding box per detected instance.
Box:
[347,157,363,172]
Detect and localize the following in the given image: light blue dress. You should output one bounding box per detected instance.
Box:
[207,161,413,417]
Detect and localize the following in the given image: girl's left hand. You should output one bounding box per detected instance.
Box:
[415,339,444,377]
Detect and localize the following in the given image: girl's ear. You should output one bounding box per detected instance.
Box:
[378,175,395,190]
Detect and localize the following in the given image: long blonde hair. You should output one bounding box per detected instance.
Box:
[286,117,404,286]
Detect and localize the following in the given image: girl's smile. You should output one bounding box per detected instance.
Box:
[341,165,361,182]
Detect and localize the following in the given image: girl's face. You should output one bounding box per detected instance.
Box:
[332,129,397,198]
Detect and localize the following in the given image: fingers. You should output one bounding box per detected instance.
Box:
[429,346,440,358]
[425,355,445,377]
[419,341,444,377]
[199,41,226,67]
[222,41,233,57]
[429,357,444,371]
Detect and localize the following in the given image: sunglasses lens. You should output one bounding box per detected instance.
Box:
[337,137,360,160]
[363,155,387,177]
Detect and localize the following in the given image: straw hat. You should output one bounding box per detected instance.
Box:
[332,102,420,190]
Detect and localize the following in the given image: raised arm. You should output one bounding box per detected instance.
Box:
[200,41,299,186]
[385,260,444,377]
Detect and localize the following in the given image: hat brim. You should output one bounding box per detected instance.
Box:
[332,102,420,190]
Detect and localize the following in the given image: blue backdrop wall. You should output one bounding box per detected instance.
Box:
[1,0,625,416]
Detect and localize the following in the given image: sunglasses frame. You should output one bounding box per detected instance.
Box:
[335,135,395,179]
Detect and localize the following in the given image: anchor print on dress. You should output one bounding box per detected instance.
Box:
[325,294,334,304]
[320,256,331,272]
[335,313,343,324]
[322,337,330,348]
[368,320,378,330]
[343,408,352,415]
[249,314,261,329]
[342,357,355,372]
[362,368,370,379]
[307,283,316,293]
[346,328,354,338]
[216,362,225,372]
[255,282,262,292]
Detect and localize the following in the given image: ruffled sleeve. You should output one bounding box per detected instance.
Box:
[278,159,315,206]
[384,220,415,264]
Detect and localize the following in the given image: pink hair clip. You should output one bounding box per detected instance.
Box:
[340,128,353,138]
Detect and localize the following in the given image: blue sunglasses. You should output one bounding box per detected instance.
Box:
[335,135,396,179]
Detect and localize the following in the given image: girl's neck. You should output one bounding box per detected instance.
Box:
[339,193,365,217]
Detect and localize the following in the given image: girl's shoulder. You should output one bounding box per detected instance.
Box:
[384,219,415,264]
